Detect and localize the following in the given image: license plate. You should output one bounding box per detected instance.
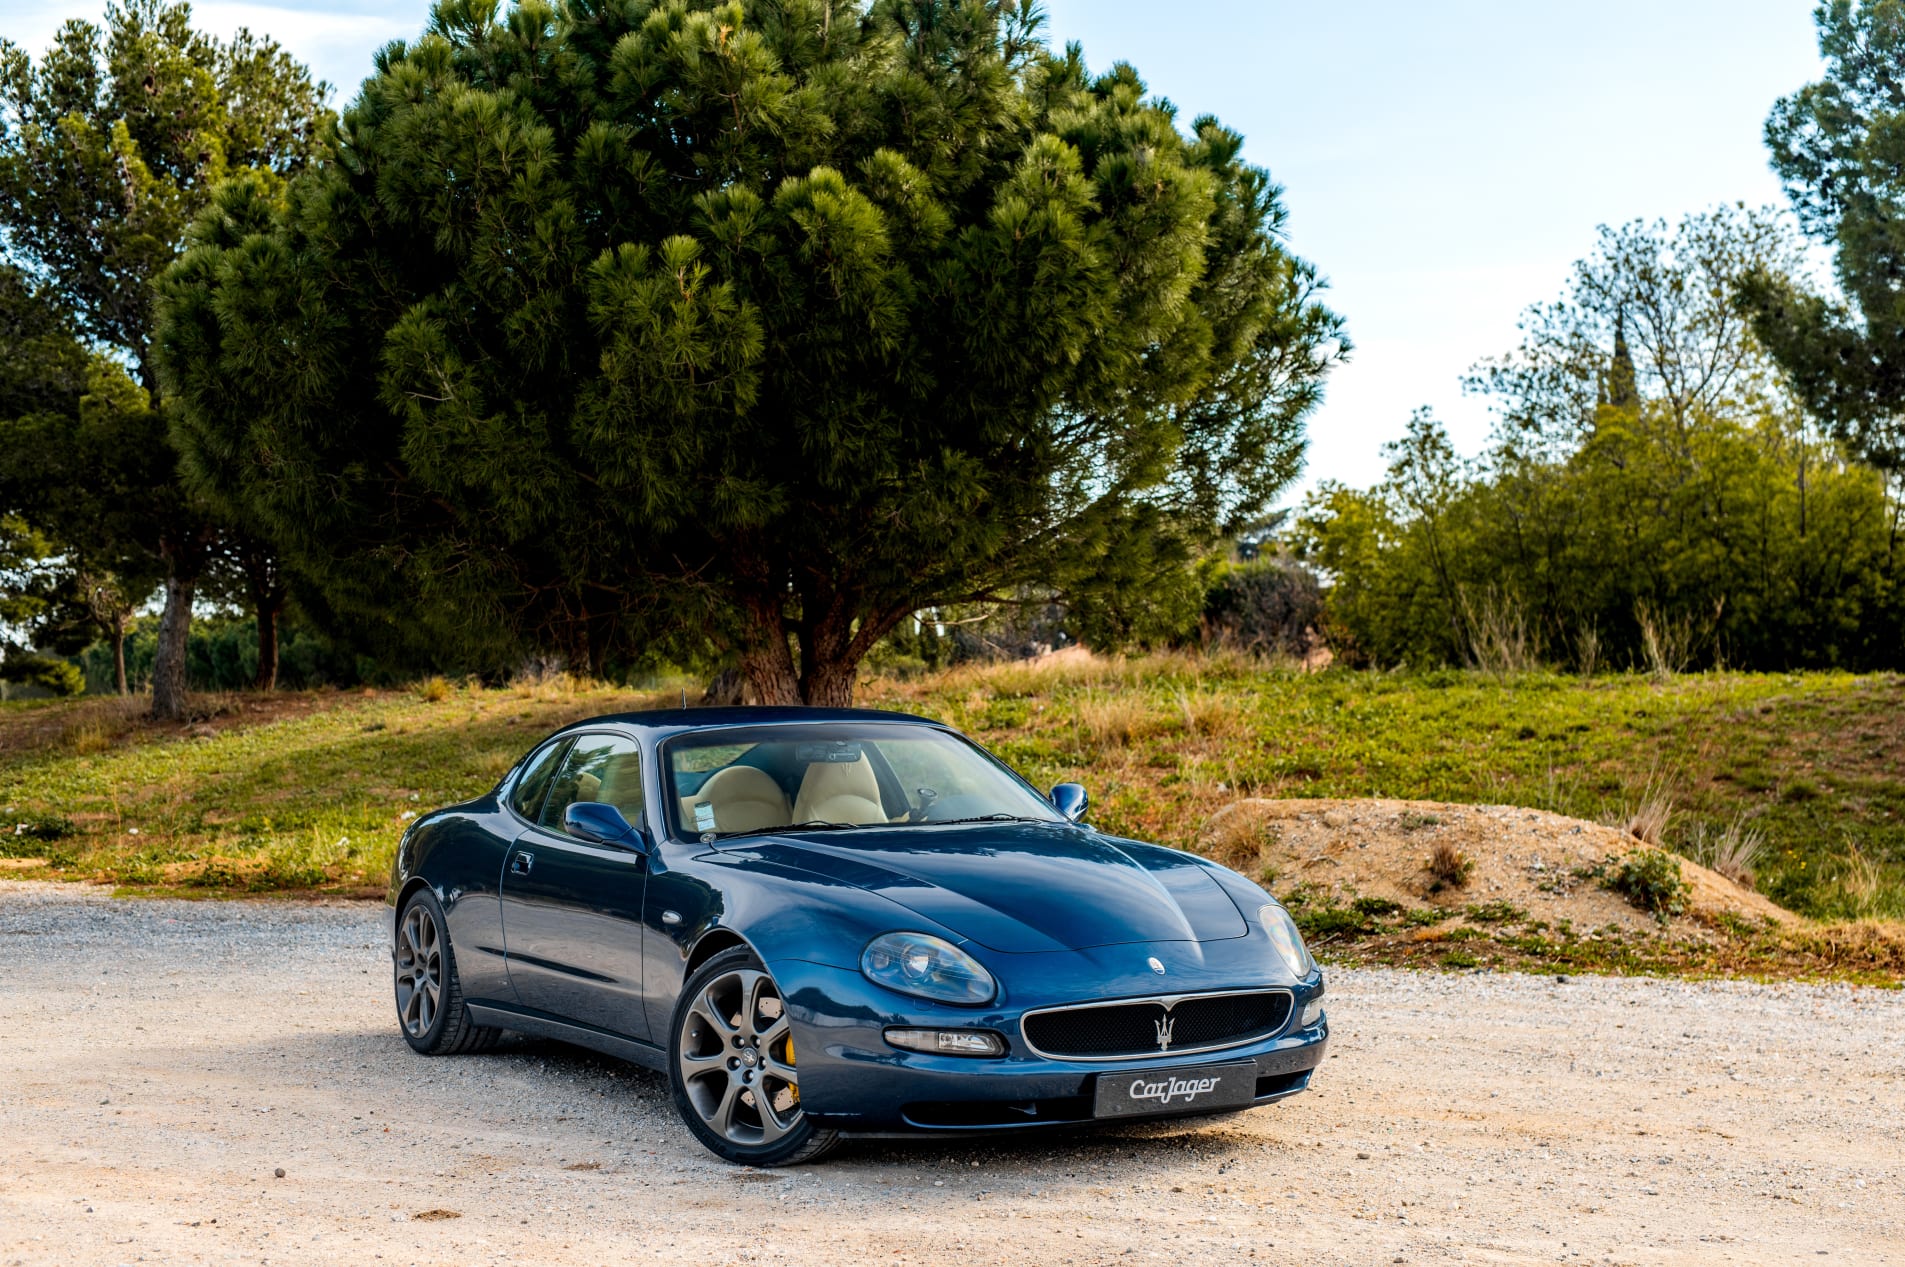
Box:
[1093,1060,1259,1119]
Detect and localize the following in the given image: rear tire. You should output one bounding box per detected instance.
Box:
[668,947,838,1166]
[394,888,500,1056]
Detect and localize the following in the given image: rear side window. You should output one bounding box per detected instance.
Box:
[510,739,572,821]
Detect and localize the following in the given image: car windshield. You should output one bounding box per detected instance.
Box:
[662,722,1063,840]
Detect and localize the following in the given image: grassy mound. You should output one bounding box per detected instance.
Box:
[1,656,1900,979]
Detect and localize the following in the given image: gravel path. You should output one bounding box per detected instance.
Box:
[1,880,1899,1266]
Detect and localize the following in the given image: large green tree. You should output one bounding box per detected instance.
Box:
[156,0,1346,705]
[1748,0,1905,474]
[0,0,327,715]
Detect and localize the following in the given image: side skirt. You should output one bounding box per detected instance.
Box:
[467,1002,668,1075]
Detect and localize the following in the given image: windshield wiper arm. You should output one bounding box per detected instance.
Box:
[926,813,1054,826]
[700,819,865,844]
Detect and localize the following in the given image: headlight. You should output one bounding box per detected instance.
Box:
[861,931,996,1005]
[1258,904,1315,978]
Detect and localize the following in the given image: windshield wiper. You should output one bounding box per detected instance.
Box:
[700,819,869,844]
[925,813,1054,826]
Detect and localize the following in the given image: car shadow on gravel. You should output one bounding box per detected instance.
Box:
[281,1023,1286,1176]
[427,1033,1284,1171]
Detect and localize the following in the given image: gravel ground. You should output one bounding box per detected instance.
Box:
[0,880,1899,1267]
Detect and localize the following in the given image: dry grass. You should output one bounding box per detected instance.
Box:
[1196,799,1282,873]
[1637,603,1698,680]
[1689,815,1766,890]
[1424,839,1474,892]
[1074,691,1154,749]
[415,675,454,703]
[1607,769,1676,846]
[1173,687,1242,739]
[1459,587,1538,677]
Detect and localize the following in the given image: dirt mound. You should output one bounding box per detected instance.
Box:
[1200,798,1796,938]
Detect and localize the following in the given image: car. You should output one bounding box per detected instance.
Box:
[386,706,1328,1165]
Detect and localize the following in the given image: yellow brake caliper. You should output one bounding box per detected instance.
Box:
[784,1032,798,1102]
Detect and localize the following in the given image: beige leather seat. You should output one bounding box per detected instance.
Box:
[792,756,889,825]
[591,752,646,818]
[681,766,792,834]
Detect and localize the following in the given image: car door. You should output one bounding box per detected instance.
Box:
[499,732,652,1040]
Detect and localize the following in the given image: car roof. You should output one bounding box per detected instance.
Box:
[552,705,939,741]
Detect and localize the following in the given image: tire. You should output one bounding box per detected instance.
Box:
[668,947,839,1166]
[394,887,500,1056]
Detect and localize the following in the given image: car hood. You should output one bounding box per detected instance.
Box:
[728,822,1250,953]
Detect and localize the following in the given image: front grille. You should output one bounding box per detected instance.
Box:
[1022,990,1293,1060]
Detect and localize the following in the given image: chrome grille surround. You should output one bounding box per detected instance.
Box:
[1019,987,1296,1062]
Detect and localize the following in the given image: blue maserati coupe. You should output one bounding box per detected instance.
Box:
[386,707,1328,1164]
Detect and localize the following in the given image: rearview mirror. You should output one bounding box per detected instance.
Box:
[1049,783,1089,823]
[563,801,645,851]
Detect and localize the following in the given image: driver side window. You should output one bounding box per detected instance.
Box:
[540,734,645,837]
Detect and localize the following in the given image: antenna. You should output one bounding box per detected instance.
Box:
[680,688,687,708]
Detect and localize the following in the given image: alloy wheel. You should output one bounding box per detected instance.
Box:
[395,903,443,1039]
[676,967,802,1146]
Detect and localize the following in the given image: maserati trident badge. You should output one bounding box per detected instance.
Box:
[1147,956,1166,975]
[1154,1015,1177,1051]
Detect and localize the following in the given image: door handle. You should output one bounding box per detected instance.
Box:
[510,851,534,876]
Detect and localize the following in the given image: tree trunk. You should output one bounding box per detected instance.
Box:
[111,622,128,696]
[737,593,802,705]
[151,575,195,721]
[253,599,280,692]
[795,594,913,707]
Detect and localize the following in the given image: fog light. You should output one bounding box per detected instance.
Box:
[884,1027,1007,1057]
[1300,997,1324,1027]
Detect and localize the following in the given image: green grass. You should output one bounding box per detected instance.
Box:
[870,655,1905,924]
[0,679,682,893]
[2,657,1902,936]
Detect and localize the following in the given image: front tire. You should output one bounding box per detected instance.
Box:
[668,947,838,1166]
[394,888,499,1055]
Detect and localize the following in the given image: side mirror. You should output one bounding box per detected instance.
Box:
[563,801,645,851]
[1049,782,1089,823]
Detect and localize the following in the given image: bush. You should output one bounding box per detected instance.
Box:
[0,651,84,696]
[1201,555,1325,656]
[1600,849,1691,918]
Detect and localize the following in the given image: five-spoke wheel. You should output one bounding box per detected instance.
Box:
[393,888,499,1055]
[669,948,837,1165]
[395,902,442,1039]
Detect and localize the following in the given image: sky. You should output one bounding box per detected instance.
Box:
[0,0,1831,498]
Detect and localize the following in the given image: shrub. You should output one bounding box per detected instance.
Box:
[1201,555,1325,657]
[0,652,84,697]
[9,812,76,842]
[1293,903,1376,940]
[1601,849,1691,919]
[416,675,453,703]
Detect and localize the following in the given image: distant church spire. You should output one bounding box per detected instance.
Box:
[1599,311,1638,411]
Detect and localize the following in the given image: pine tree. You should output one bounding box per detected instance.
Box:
[1748,0,1905,473]
[158,0,1346,704]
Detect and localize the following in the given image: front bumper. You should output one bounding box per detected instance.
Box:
[770,958,1329,1134]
